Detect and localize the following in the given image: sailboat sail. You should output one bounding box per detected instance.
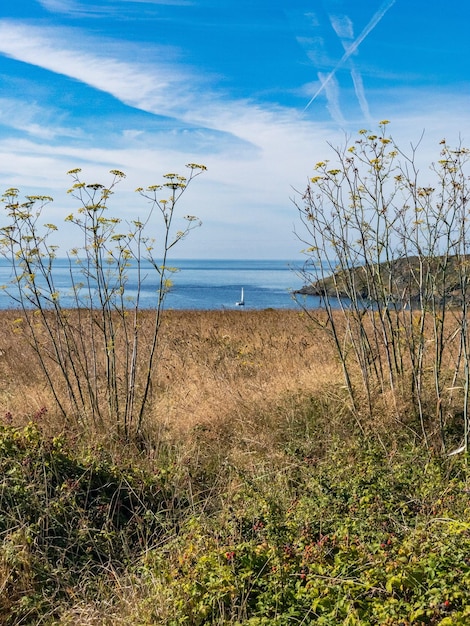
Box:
[236,287,245,306]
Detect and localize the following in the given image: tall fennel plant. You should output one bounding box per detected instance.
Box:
[0,164,205,438]
[295,123,470,449]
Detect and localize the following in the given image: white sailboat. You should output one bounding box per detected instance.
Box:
[236,287,245,306]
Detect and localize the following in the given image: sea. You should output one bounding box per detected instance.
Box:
[0,258,319,311]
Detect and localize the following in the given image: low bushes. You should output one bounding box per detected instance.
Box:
[3,414,470,624]
[0,421,190,624]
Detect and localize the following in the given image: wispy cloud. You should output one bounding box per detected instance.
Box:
[0,19,302,146]
[37,0,112,17]
[349,68,372,122]
[303,0,396,112]
[1,87,469,258]
[0,97,82,140]
[37,0,79,13]
[298,37,329,69]
[317,72,345,125]
[37,0,192,18]
[297,25,347,121]
[0,21,200,119]
[329,14,354,43]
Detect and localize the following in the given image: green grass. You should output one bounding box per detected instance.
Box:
[2,412,470,625]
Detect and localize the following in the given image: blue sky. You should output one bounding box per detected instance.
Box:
[0,0,469,258]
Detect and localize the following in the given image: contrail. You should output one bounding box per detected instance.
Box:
[319,71,346,124]
[350,67,372,122]
[303,0,396,112]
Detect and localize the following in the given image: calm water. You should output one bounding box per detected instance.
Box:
[0,258,318,310]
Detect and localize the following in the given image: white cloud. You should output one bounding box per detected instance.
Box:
[0,100,343,258]
[0,12,469,258]
[37,0,193,17]
[0,20,311,158]
[37,0,114,17]
[328,12,372,122]
[1,95,470,259]
[304,12,321,28]
[297,36,336,70]
[0,22,189,116]
[0,20,251,143]
[0,98,83,140]
[329,14,354,42]
[350,68,371,123]
[317,72,345,125]
[37,0,79,12]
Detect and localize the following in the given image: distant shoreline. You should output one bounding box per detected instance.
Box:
[295,255,470,307]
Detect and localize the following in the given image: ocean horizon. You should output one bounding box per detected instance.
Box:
[0,258,319,311]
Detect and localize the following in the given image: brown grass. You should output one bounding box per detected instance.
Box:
[0,309,340,436]
[1,306,465,455]
[0,307,456,432]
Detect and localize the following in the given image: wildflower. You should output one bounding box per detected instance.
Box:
[34,406,48,420]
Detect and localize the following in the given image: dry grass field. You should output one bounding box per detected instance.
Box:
[2,308,470,624]
[0,308,344,446]
[0,306,458,447]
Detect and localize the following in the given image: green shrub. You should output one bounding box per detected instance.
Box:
[0,421,188,624]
